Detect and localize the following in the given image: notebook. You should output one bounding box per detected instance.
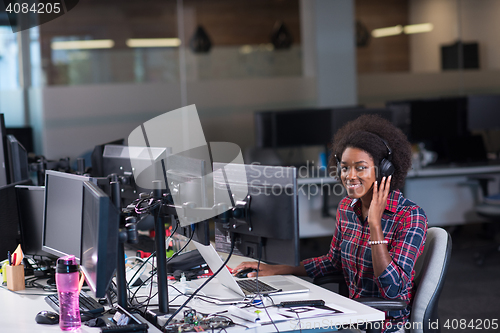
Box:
[192,241,309,302]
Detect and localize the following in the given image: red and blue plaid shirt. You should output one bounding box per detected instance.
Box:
[303,190,427,326]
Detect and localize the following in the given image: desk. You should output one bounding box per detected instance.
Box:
[0,261,384,333]
[404,164,500,226]
[159,275,384,333]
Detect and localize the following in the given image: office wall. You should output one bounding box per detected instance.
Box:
[0,90,24,126]
[355,0,410,73]
[40,77,316,160]
[358,70,500,105]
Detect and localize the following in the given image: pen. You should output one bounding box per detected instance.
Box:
[12,253,17,266]
[8,251,11,266]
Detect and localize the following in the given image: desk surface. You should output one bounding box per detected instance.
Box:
[0,253,384,333]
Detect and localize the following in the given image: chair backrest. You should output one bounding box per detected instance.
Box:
[411,227,452,333]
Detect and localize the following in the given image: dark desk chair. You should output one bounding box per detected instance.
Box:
[314,227,452,333]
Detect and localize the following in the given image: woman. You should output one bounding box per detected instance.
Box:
[234,114,428,332]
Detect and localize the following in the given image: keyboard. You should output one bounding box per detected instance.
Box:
[236,279,279,295]
[45,290,105,314]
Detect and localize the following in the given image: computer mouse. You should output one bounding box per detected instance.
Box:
[235,268,258,278]
[35,311,59,325]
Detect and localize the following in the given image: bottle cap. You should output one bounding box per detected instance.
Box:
[56,255,79,274]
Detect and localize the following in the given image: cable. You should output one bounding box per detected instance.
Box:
[251,240,280,333]
[162,235,236,329]
[127,211,179,294]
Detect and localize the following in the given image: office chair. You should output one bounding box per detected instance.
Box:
[313,227,452,333]
[469,176,500,266]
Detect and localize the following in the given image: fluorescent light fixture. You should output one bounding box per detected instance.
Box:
[239,45,253,54]
[404,23,434,34]
[51,40,114,50]
[371,25,403,38]
[126,38,181,48]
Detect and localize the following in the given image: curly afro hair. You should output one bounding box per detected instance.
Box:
[328,114,412,191]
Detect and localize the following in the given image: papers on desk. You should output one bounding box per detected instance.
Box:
[229,303,354,327]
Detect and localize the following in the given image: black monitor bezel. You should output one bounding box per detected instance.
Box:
[80,180,120,299]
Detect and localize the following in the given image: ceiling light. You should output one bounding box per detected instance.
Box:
[239,45,253,54]
[51,40,114,50]
[404,23,434,34]
[371,25,403,38]
[126,38,181,48]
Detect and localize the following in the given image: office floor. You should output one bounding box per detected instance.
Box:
[299,223,500,333]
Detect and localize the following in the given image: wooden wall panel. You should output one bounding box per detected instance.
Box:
[355,0,410,73]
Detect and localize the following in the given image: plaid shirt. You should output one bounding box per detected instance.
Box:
[304,190,427,327]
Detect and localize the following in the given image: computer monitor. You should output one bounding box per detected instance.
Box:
[387,97,469,164]
[80,181,120,299]
[42,170,94,262]
[0,114,9,186]
[0,179,32,261]
[254,106,391,149]
[6,134,30,183]
[331,107,394,136]
[213,163,300,266]
[5,127,34,153]
[166,153,212,245]
[467,95,500,131]
[101,144,170,208]
[90,138,125,178]
[254,108,333,148]
[16,185,55,257]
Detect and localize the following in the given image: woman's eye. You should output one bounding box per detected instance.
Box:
[356,166,366,171]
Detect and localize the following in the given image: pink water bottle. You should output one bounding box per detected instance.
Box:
[55,255,81,331]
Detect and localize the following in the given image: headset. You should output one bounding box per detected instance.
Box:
[335,134,395,182]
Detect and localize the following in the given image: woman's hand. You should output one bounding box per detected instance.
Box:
[368,175,392,228]
[232,262,274,278]
[232,262,305,278]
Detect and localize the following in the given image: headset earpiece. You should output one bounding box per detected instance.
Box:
[335,155,341,179]
[378,138,395,182]
[336,137,395,182]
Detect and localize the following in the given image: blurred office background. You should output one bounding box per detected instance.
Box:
[2,1,500,328]
[1,0,500,162]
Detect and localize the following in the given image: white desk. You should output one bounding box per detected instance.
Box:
[0,265,384,333]
[159,275,384,333]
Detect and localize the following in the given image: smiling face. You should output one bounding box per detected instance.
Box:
[340,147,377,200]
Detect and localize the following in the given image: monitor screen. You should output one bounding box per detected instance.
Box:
[16,185,55,257]
[467,95,500,131]
[409,97,468,163]
[5,127,34,153]
[409,97,468,142]
[42,170,94,262]
[254,108,333,148]
[0,179,32,261]
[6,134,29,183]
[213,163,299,266]
[331,107,394,136]
[80,181,120,298]
[0,114,9,186]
